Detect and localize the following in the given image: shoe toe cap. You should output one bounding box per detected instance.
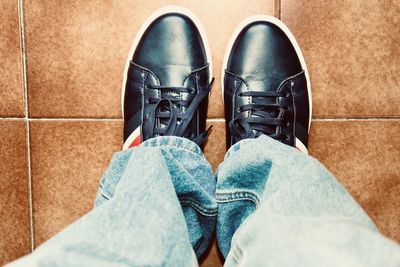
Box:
[133,13,208,71]
[227,20,302,89]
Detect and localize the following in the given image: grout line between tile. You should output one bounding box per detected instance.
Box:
[28,118,124,122]
[0,117,26,121]
[18,0,28,120]
[207,118,225,122]
[275,0,281,19]
[18,0,35,252]
[25,113,34,253]
[1,117,400,122]
[312,118,400,122]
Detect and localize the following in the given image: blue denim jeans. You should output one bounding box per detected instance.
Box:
[8,135,400,267]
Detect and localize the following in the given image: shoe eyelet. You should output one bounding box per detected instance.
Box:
[286,121,290,127]
[285,92,290,97]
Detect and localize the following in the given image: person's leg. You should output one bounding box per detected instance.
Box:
[9,6,217,267]
[8,136,216,267]
[217,135,400,267]
[220,15,400,266]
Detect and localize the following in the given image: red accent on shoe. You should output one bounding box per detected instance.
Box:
[128,135,141,148]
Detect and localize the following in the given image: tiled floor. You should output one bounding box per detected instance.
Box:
[0,0,399,266]
[0,0,24,117]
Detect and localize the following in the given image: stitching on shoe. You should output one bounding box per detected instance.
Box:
[140,69,147,133]
[182,64,209,84]
[292,89,306,97]
[130,61,160,84]
[290,81,297,138]
[225,71,246,147]
[194,73,200,136]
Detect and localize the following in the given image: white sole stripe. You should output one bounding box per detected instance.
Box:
[122,126,141,150]
[295,137,308,155]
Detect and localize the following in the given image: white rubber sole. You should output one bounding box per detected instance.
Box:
[121,6,213,119]
[221,15,312,133]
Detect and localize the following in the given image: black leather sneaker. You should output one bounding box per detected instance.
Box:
[122,7,213,150]
[223,16,312,154]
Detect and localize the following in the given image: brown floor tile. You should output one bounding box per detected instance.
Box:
[25,0,275,118]
[281,0,400,117]
[200,239,224,267]
[0,0,24,117]
[205,119,226,171]
[309,120,400,242]
[30,121,123,245]
[202,120,226,267]
[0,121,30,265]
[202,119,225,266]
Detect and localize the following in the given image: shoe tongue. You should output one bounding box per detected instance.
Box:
[154,65,192,87]
[155,64,193,114]
[245,76,282,92]
[245,79,282,136]
[153,65,194,136]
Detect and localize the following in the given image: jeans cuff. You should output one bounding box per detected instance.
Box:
[140,136,204,157]
[224,134,298,161]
